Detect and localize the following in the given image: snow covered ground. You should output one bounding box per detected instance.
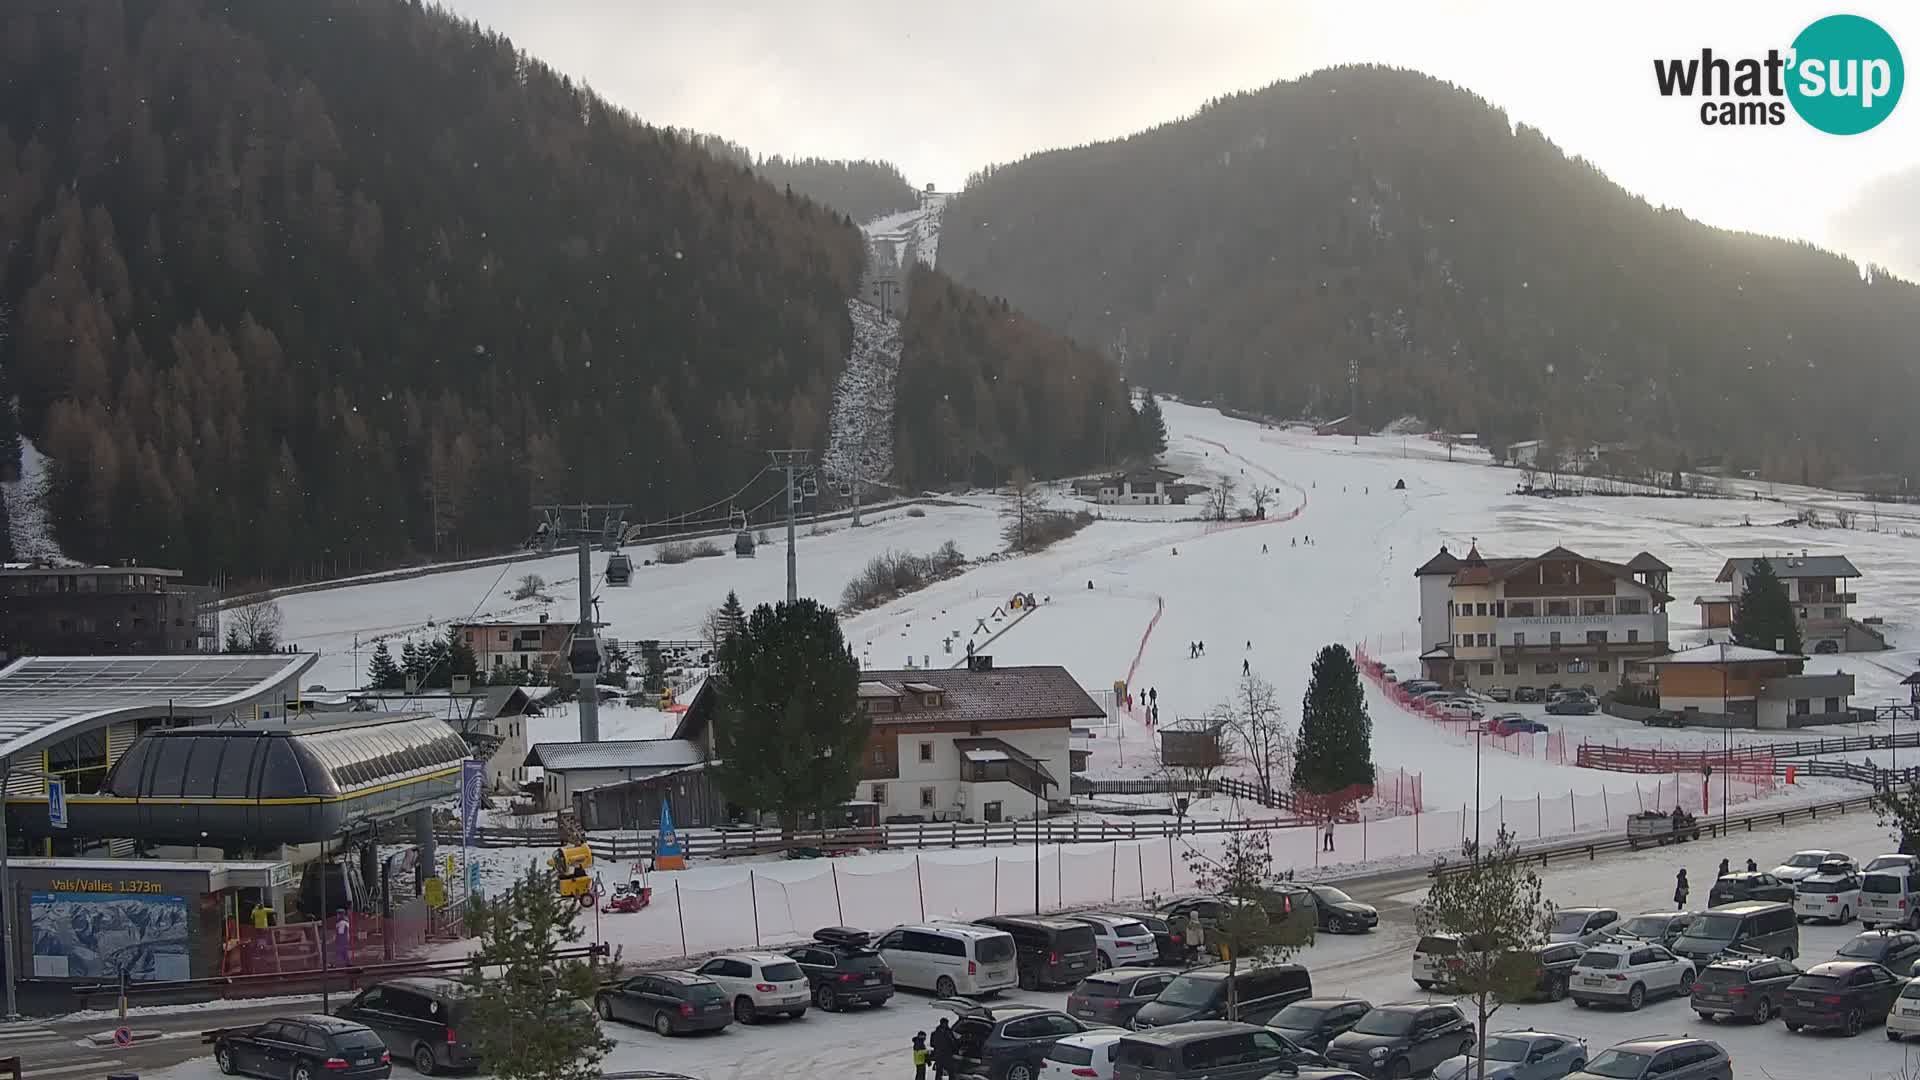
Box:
[822,299,902,487]
[2,434,71,563]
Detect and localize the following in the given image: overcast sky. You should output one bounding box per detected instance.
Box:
[443,0,1917,265]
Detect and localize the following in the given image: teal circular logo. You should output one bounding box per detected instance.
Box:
[1787,14,1904,134]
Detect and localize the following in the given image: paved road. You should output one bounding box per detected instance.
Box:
[0,996,328,1080]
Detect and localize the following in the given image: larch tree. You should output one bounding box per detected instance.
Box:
[709,599,867,835]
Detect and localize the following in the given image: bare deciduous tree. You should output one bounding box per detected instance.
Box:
[1206,475,1238,522]
[1249,485,1273,518]
[223,598,283,652]
[512,573,548,601]
[1214,673,1292,802]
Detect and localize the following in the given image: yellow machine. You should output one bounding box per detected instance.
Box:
[551,844,595,906]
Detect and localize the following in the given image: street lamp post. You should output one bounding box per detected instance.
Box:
[1473,726,1484,853]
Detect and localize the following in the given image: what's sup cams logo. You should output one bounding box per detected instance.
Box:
[1654,13,1903,133]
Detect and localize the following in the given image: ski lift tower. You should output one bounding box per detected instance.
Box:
[768,451,818,604]
[532,503,631,554]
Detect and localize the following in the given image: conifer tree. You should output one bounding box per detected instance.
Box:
[1293,644,1375,794]
[400,640,427,689]
[709,599,867,835]
[1730,556,1803,655]
[1135,390,1169,458]
[366,641,402,691]
[461,864,611,1080]
[719,590,747,642]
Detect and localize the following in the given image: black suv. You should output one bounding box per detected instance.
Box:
[1131,963,1314,1028]
[1067,968,1180,1027]
[1690,956,1800,1023]
[933,1000,1096,1080]
[1523,941,1587,1002]
[334,977,475,1075]
[783,927,894,1010]
[213,1015,391,1080]
[1266,997,1370,1054]
[1836,930,1920,977]
[1708,871,1794,906]
[1325,1003,1474,1078]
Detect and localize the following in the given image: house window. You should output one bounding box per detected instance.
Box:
[1586,630,1608,645]
[1617,598,1644,615]
[1504,663,1519,675]
[1547,600,1572,616]
[924,693,943,708]
[872,783,888,804]
[1627,629,1640,643]
[1583,599,1608,616]
[1550,631,1562,645]
[1794,699,1811,716]
[1824,697,1841,713]
[1824,607,1840,619]
[1459,634,1472,647]
[1598,661,1611,673]
[1476,603,1488,617]
[1493,602,1505,617]
[497,629,509,642]
[1509,601,1536,617]
[871,699,896,713]
[1536,662,1559,674]
[918,742,934,763]
[1476,634,1489,648]
[920,786,936,808]
[1479,663,1494,676]
[1513,632,1526,646]
[870,748,886,766]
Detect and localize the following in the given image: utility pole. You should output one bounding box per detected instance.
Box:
[1348,357,1359,446]
[0,756,14,1019]
[575,541,600,742]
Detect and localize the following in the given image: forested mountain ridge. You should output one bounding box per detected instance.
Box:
[938,65,1920,485]
[686,136,920,224]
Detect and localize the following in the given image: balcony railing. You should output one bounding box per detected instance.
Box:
[1797,592,1857,605]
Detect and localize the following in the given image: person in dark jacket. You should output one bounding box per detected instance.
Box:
[930,1018,958,1080]
[1718,858,1731,878]
[1674,868,1689,908]
[1747,858,1758,872]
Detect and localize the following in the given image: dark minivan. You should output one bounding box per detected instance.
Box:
[1130,964,1313,1029]
[974,915,1100,990]
[1114,1020,1320,1080]
[335,977,476,1075]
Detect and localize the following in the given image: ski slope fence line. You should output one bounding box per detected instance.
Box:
[1188,434,1311,518]
[1354,644,1575,765]
[594,780,1796,962]
[1123,595,1166,691]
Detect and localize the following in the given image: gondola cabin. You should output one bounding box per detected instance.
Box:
[735,529,756,558]
[605,553,633,585]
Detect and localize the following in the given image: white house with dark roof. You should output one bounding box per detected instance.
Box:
[1697,553,1882,654]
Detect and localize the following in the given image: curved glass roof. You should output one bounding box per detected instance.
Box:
[104,714,470,800]
[0,654,314,761]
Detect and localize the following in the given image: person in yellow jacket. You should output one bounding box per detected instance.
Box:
[912,1031,930,1080]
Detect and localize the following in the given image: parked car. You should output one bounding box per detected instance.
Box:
[783,927,895,1011]
[1130,963,1313,1029]
[1706,872,1794,907]
[933,1000,1101,1080]
[1781,960,1902,1035]
[1412,933,1489,991]
[692,952,810,1024]
[1548,907,1620,945]
[1886,974,1920,1042]
[876,923,1020,997]
[1520,942,1587,1002]
[1304,885,1378,934]
[213,1015,392,1080]
[1487,687,1513,703]
[1867,853,1919,874]
[1602,911,1695,948]
[1112,1020,1321,1080]
[1158,894,1229,928]
[1323,1002,1474,1079]
[1484,713,1547,736]
[1104,910,1190,966]
[333,977,475,1075]
[1564,1037,1731,1080]
[1672,901,1800,965]
[1041,1030,1127,1080]
[1431,1030,1587,1080]
[1862,867,1920,929]
[1513,687,1542,703]
[1793,872,1862,925]
[1689,955,1800,1023]
[1835,929,1920,976]
[1569,942,1695,1010]
[1544,695,1597,716]
[1771,849,1841,882]
[594,971,731,1036]
[1066,968,1180,1028]
[1159,891,1316,941]
[1068,913,1163,970]
[1265,997,1371,1055]
[975,915,1102,990]
[1440,700,1485,722]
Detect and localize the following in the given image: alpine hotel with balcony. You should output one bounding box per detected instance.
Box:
[1415,544,1672,693]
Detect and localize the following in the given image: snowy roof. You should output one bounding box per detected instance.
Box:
[1626,552,1672,572]
[903,681,945,694]
[676,665,1103,741]
[1644,643,1805,666]
[1717,556,1861,582]
[523,738,705,771]
[0,654,316,762]
[858,681,903,698]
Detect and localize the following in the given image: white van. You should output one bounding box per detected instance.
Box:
[1863,867,1920,929]
[875,923,1019,998]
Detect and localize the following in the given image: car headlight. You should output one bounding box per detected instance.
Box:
[1370,1047,1389,1059]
